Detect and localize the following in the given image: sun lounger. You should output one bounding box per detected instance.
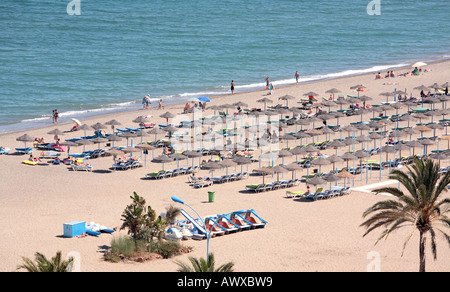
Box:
[304,188,324,201]
[147,170,166,179]
[285,190,305,198]
[71,162,93,171]
[0,147,11,155]
[245,184,265,193]
[193,179,213,188]
[15,147,33,155]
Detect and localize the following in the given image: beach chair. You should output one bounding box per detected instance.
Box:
[193,179,213,188]
[304,188,324,201]
[271,181,281,190]
[147,170,166,179]
[264,183,274,192]
[15,147,33,155]
[285,190,305,198]
[71,162,93,172]
[0,147,11,155]
[245,184,265,193]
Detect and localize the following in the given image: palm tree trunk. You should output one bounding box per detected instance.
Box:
[419,231,426,272]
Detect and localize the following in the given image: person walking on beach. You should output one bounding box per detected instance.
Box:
[295,71,300,84]
[52,109,59,124]
[158,99,163,110]
[231,80,235,95]
[143,95,151,109]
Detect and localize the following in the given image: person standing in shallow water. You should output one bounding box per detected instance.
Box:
[231,80,235,94]
[295,71,300,84]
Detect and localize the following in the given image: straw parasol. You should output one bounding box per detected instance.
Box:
[47,128,65,137]
[306,176,326,191]
[419,138,436,155]
[311,157,330,174]
[279,95,296,107]
[136,143,157,165]
[256,97,273,111]
[252,167,274,184]
[59,140,79,155]
[277,149,293,165]
[105,119,122,133]
[328,154,344,171]
[106,148,125,158]
[16,133,35,147]
[203,161,222,178]
[283,162,302,179]
[152,155,174,170]
[90,137,109,149]
[91,122,108,131]
[271,165,288,180]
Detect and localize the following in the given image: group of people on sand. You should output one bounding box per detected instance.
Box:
[143,94,164,110]
[375,67,432,80]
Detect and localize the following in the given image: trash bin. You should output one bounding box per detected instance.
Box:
[208,191,215,202]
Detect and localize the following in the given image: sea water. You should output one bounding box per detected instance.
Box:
[0,0,449,133]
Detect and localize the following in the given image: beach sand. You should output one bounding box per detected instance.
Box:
[1,60,450,272]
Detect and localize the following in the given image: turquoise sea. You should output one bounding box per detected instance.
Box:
[0,0,449,133]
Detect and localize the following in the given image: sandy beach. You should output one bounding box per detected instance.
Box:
[1,60,450,272]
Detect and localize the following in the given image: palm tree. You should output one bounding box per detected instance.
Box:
[361,157,450,272]
[175,253,234,272]
[17,251,73,272]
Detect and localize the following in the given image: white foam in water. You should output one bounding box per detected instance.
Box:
[0,60,440,135]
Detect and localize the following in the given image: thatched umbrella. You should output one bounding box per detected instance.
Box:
[415,124,432,137]
[272,165,288,180]
[91,122,108,131]
[78,124,93,137]
[336,170,354,187]
[283,162,302,179]
[341,152,355,170]
[311,156,330,175]
[407,140,423,156]
[59,140,79,156]
[419,138,436,156]
[105,119,122,134]
[90,137,109,149]
[233,155,252,174]
[323,173,342,190]
[203,161,223,178]
[47,129,65,140]
[76,138,93,152]
[252,167,274,184]
[152,155,174,170]
[135,143,156,165]
[183,150,202,167]
[256,97,273,111]
[16,133,35,148]
[279,95,296,107]
[325,88,341,99]
[290,146,306,161]
[119,132,137,146]
[219,158,237,175]
[328,154,344,172]
[107,134,122,148]
[306,175,326,192]
[277,149,293,165]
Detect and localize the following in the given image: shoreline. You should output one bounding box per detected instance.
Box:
[2,56,449,136]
